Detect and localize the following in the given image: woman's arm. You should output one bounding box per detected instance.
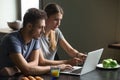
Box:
[38,49,82,66]
[27,49,40,66]
[59,38,87,61]
[59,38,80,57]
[38,49,68,65]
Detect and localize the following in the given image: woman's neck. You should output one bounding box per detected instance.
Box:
[44,26,51,37]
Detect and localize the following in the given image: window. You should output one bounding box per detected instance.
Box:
[21,0,40,21]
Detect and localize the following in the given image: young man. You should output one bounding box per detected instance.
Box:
[0,8,72,76]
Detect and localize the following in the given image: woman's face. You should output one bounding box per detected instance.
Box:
[46,13,63,30]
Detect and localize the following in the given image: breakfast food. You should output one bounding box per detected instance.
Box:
[35,76,44,80]
[20,76,44,80]
[28,76,36,80]
[21,77,29,80]
[102,58,118,68]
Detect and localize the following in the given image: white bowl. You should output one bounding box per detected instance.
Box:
[7,20,22,30]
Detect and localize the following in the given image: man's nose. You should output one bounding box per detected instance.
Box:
[42,27,45,33]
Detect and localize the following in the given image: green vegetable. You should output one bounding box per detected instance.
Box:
[102,60,111,68]
[102,59,118,68]
[110,60,118,67]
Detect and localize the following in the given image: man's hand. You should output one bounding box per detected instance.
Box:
[57,64,73,70]
[0,66,20,76]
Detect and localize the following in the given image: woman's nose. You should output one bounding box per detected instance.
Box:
[57,21,61,26]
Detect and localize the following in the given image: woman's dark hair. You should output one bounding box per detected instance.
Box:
[23,8,47,27]
[44,3,64,18]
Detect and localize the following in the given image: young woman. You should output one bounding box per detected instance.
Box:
[39,3,87,65]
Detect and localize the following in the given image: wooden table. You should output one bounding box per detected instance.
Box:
[0,68,120,80]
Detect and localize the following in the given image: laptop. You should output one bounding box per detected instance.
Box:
[60,48,104,76]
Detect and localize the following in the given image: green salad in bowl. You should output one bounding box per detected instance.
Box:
[102,59,118,68]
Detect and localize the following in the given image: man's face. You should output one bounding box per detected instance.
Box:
[30,19,45,39]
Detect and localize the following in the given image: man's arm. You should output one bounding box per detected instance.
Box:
[9,49,50,75]
[9,49,72,75]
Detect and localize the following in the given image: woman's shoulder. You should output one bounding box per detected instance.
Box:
[55,28,62,33]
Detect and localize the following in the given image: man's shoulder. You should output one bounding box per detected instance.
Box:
[9,31,19,35]
[5,31,20,41]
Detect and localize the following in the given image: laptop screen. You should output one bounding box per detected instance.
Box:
[60,48,104,75]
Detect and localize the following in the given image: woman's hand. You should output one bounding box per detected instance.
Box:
[66,57,83,66]
[76,53,87,62]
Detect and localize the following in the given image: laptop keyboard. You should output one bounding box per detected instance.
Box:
[61,66,82,73]
[62,68,74,73]
[71,68,82,73]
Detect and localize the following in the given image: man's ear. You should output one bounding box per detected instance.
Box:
[26,23,32,30]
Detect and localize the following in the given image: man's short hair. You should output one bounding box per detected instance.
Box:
[23,8,47,27]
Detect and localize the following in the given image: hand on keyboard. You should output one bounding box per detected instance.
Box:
[62,68,74,73]
[61,66,82,73]
[58,64,72,71]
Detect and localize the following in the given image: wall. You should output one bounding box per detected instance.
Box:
[0,0,120,62]
[43,0,120,62]
[21,0,39,21]
[116,0,120,41]
[0,0,19,28]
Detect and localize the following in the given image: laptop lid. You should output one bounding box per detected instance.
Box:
[60,48,104,76]
[80,48,103,75]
